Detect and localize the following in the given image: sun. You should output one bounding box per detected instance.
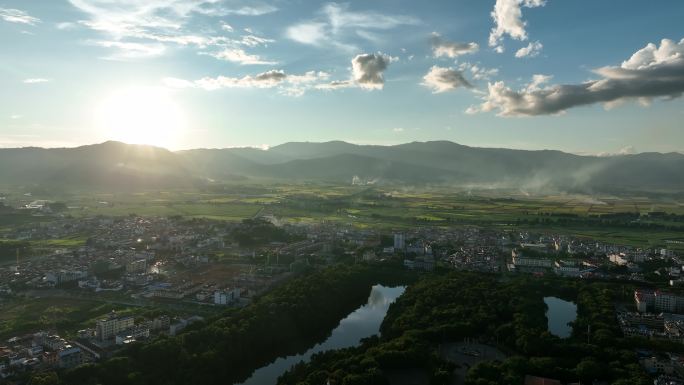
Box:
[94,86,187,149]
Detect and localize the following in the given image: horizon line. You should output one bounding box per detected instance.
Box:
[0,139,681,157]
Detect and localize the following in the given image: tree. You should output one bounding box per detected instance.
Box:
[28,372,59,385]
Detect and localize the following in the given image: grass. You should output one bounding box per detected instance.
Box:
[0,297,129,339]
[71,202,262,221]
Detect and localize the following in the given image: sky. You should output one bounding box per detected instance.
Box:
[0,0,683,154]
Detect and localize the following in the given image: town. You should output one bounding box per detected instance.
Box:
[2,205,684,383]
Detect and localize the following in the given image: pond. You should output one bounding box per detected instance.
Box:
[237,284,406,385]
[544,296,577,338]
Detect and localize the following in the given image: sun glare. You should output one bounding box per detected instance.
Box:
[94,86,186,149]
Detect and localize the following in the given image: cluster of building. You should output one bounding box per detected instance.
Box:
[635,290,684,314]
[1,333,82,380]
[0,311,202,380]
[636,350,684,385]
[618,311,684,342]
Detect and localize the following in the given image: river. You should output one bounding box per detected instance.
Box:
[238,284,406,385]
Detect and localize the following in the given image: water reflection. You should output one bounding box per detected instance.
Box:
[238,285,405,385]
[544,296,577,338]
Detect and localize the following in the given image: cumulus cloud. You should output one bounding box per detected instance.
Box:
[431,33,478,58]
[286,2,418,50]
[488,0,546,53]
[422,66,472,93]
[515,40,543,58]
[0,8,40,25]
[468,38,684,116]
[351,53,395,90]
[23,78,50,84]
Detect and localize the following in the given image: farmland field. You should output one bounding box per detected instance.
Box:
[3,184,684,251]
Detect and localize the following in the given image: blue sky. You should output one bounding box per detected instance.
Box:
[0,0,683,153]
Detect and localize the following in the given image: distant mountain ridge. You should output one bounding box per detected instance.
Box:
[1,140,683,193]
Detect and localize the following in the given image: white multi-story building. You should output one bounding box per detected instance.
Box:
[214,288,241,305]
[96,312,135,341]
[554,261,580,277]
[511,251,553,268]
[635,290,684,314]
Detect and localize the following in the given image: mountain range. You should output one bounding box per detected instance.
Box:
[1,140,682,194]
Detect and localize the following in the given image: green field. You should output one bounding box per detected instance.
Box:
[0,297,133,339]
[3,185,683,251]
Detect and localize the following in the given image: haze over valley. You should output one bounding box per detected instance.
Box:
[2,140,683,195]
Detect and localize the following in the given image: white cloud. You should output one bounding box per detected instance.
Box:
[214,5,277,16]
[515,40,543,58]
[422,66,472,93]
[67,0,277,60]
[286,22,327,45]
[23,78,50,84]
[431,33,478,58]
[458,62,499,81]
[164,70,330,96]
[206,48,277,65]
[10,114,22,119]
[488,0,546,53]
[166,51,395,95]
[92,41,166,59]
[468,38,684,116]
[220,22,233,32]
[56,22,78,30]
[351,53,396,90]
[286,2,419,49]
[239,34,274,47]
[315,80,355,90]
[322,3,418,32]
[392,127,405,132]
[596,146,638,157]
[0,8,40,25]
